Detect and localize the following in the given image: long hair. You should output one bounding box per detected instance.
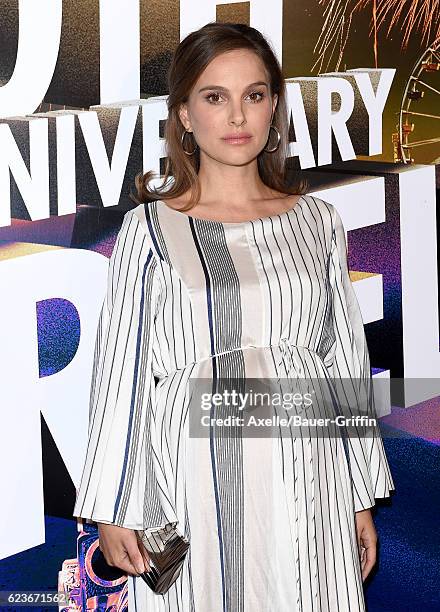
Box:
[131,22,308,211]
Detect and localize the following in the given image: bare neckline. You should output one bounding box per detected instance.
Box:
[155,195,305,226]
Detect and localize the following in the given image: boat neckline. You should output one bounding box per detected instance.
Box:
[154,194,306,226]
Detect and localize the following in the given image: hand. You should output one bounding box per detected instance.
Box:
[97,522,151,577]
[355,508,378,581]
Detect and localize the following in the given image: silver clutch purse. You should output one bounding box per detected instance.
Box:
[136,523,190,594]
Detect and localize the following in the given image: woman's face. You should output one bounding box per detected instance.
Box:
[178,49,278,165]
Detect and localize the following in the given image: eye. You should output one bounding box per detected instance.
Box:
[205,92,224,104]
[204,90,266,104]
[247,90,265,103]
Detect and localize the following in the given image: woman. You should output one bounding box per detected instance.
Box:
[73,22,395,611]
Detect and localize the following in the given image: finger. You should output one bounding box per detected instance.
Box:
[356,528,364,560]
[125,538,150,574]
[105,550,141,577]
[359,545,366,567]
[355,520,365,554]
[137,542,152,572]
[361,545,377,581]
[135,531,152,571]
[103,539,145,576]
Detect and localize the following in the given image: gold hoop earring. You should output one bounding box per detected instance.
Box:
[263,124,280,153]
[181,130,198,155]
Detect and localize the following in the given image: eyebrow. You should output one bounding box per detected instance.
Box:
[197,81,269,93]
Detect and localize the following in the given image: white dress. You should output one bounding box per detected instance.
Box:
[73,194,395,612]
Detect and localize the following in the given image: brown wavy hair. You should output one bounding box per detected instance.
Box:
[131,21,308,212]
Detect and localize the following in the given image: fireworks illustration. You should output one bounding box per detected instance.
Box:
[312,0,440,72]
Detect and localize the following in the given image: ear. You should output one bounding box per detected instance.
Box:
[178,103,192,131]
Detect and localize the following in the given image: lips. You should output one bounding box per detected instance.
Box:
[222,133,252,140]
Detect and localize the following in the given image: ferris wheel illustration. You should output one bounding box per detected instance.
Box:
[393,36,440,163]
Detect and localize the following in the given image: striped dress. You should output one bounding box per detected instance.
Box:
[73,194,395,612]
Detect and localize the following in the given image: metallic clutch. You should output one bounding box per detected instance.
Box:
[136,523,190,595]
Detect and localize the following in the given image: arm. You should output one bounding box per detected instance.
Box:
[326,204,395,512]
[73,209,161,529]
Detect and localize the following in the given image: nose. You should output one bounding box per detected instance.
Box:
[228,99,246,126]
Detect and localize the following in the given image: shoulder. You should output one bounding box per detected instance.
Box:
[115,203,158,260]
[125,202,149,225]
[123,202,157,240]
[301,194,338,232]
[122,201,167,267]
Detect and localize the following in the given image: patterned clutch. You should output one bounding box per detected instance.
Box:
[136,523,190,595]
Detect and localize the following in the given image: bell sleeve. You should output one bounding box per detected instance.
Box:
[326,204,395,512]
[73,209,162,530]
